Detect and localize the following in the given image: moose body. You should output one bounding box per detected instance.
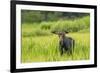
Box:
[52,31,75,55]
[59,35,75,55]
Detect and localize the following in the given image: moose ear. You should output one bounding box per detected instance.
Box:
[64,31,69,34]
[51,31,58,34]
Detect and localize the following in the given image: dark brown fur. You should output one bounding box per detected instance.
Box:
[52,31,75,55]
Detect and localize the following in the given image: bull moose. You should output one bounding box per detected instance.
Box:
[52,31,75,55]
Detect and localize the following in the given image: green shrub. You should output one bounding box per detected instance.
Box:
[34,29,51,36]
[40,22,51,30]
[51,16,90,32]
[22,16,90,37]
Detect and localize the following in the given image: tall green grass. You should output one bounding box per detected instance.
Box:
[22,33,90,63]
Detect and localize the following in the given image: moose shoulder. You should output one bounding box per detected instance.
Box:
[52,31,75,55]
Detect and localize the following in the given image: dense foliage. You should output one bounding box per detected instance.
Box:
[21,10,89,23]
[22,16,90,37]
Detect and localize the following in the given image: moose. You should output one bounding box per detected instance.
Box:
[52,31,75,55]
